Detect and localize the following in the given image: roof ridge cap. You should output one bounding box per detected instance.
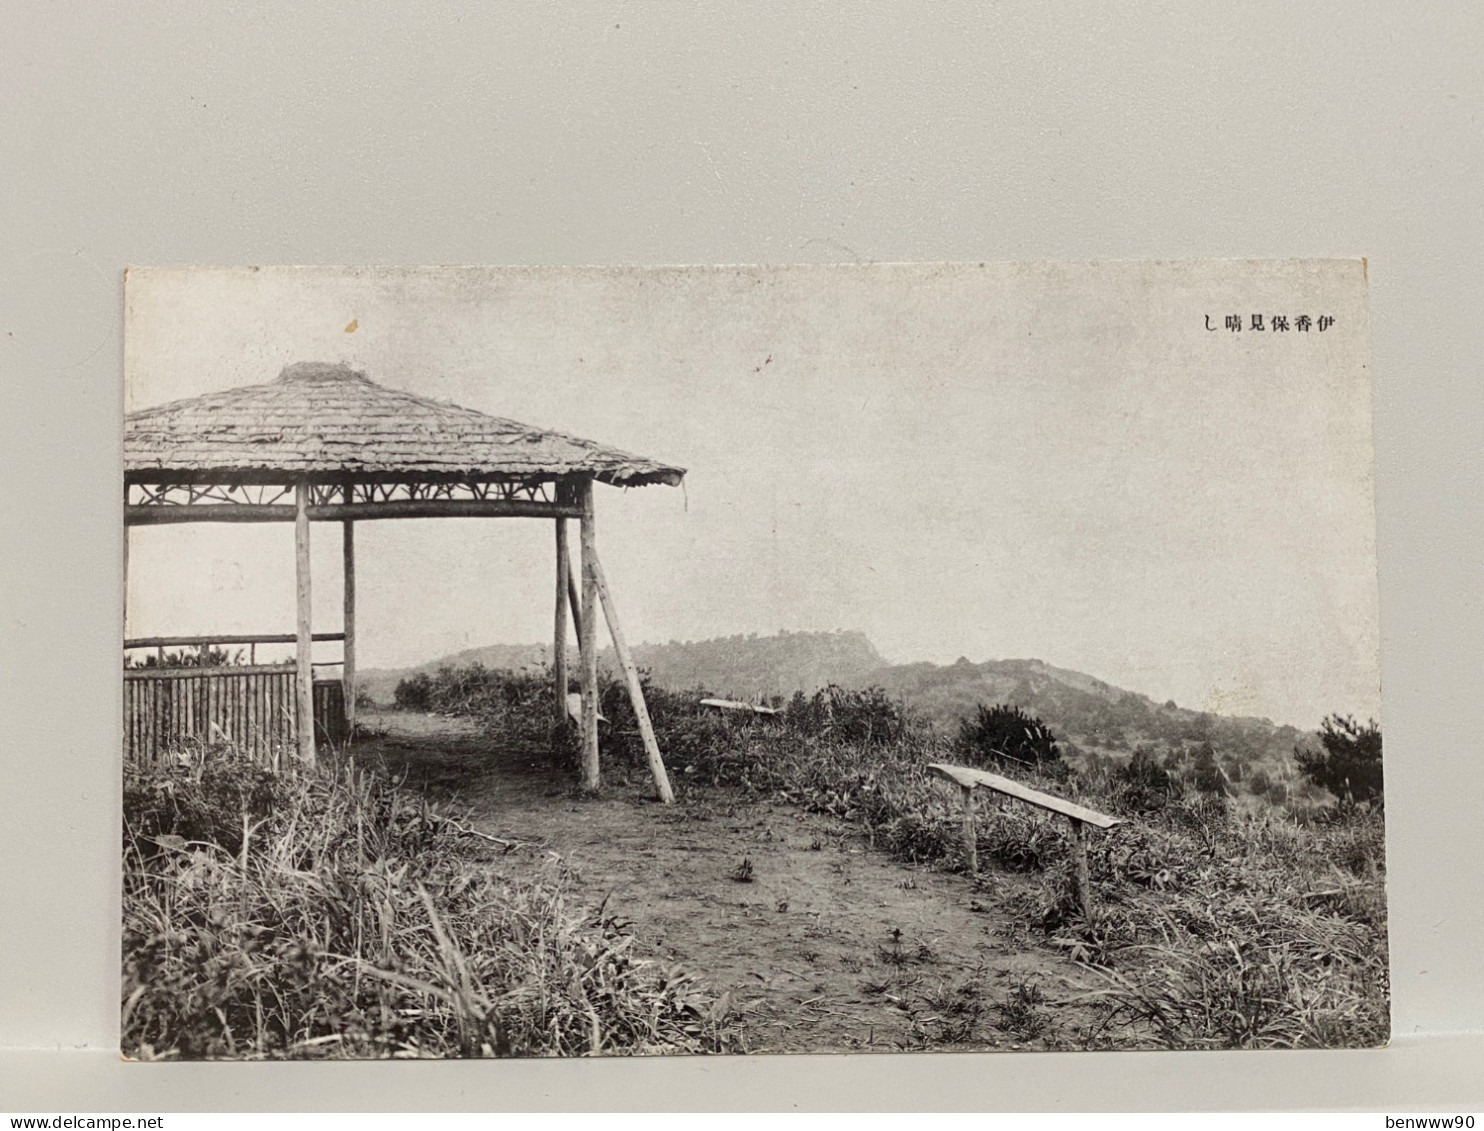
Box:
[275,360,371,385]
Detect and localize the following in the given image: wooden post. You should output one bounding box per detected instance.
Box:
[122,520,130,633]
[342,505,357,737]
[578,478,599,790]
[961,784,978,875]
[589,544,675,804]
[295,482,316,766]
[1069,817,1092,917]
[553,517,570,728]
[566,558,583,629]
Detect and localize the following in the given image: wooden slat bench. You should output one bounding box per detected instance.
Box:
[927,761,1122,915]
[699,698,781,716]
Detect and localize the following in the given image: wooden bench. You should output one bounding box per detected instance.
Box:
[926,762,1122,915]
[699,698,781,716]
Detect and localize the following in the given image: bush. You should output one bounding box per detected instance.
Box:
[127,646,246,670]
[1115,747,1182,813]
[955,704,1063,771]
[124,743,288,857]
[1295,715,1383,806]
[394,671,434,711]
[1247,768,1274,799]
[1187,744,1231,797]
[391,665,561,768]
[606,679,737,774]
[784,685,907,745]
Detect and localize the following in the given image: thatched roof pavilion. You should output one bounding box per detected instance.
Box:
[124,361,683,800]
[126,361,684,488]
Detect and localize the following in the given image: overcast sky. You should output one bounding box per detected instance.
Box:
[124,261,1378,729]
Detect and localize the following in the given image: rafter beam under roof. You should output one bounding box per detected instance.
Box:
[126,499,583,525]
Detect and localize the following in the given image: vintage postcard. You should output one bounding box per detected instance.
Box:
[121,261,1384,1058]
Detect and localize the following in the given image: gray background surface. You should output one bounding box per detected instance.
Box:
[2,0,1480,1112]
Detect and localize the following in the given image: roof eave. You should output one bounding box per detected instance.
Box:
[123,464,687,488]
[598,468,686,488]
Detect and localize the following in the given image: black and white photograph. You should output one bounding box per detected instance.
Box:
[120,260,1385,1060]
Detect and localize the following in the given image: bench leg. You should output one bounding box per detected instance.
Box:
[961,785,978,875]
[1069,817,1093,917]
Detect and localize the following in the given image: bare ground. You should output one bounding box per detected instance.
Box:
[356,710,1104,1054]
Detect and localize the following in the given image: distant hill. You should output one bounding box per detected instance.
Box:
[356,629,886,707]
[360,631,1310,776]
[866,656,1309,775]
[628,630,887,698]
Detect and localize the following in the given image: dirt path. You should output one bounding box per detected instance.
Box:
[357,711,1100,1053]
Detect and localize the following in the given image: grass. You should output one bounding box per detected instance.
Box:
[377,666,1392,1051]
[122,742,741,1059]
[994,979,1054,1042]
[1061,806,1390,1049]
[625,679,1391,1051]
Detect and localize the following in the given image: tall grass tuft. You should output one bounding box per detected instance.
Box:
[122,744,740,1059]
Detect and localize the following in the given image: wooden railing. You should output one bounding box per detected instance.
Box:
[123,633,348,764]
[927,762,1122,916]
[124,632,345,668]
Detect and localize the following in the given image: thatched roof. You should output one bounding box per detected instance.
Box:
[125,362,685,487]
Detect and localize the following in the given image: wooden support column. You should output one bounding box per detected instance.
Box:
[294,482,316,767]
[342,502,357,737]
[960,785,978,875]
[1069,817,1093,918]
[122,520,130,633]
[566,559,583,628]
[589,544,675,804]
[578,478,600,790]
[553,517,570,728]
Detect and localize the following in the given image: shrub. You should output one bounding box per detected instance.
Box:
[955,704,1062,771]
[1248,768,1274,799]
[1187,744,1231,797]
[1115,747,1181,813]
[124,742,287,857]
[127,646,246,670]
[1295,715,1383,807]
[394,671,434,711]
[784,685,907,745]
[578,677,737,780]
